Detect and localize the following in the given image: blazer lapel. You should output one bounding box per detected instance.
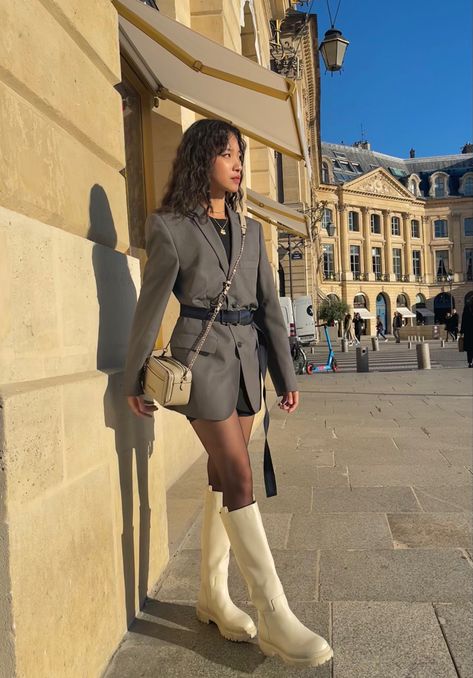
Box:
[190,205,229,274]
[228,207,242,277]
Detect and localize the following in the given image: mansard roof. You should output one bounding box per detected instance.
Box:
[321,142,473,197]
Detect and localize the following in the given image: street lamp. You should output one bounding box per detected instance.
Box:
[319,27,349,72]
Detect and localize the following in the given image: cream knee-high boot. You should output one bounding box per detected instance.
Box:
[196,486,257,642]
[220,502,333,667]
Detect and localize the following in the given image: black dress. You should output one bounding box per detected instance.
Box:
[186,217,255,422]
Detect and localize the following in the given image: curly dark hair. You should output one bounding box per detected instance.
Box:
[157,119,246,218]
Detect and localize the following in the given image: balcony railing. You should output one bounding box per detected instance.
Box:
[435,275,451,283]
[414,274,424,283]
[323,272,340,281]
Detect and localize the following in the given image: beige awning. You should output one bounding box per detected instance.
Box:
[355,308,376,320]
[113,0,309,167]
[246,189,309,238]
[397,306,416,318]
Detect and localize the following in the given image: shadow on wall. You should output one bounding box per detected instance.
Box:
[88,184,154,628]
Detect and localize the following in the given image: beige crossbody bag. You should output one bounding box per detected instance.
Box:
[141,213,247,406]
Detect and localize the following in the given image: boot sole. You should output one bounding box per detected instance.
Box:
[196,607,257,642]
[259,639,333,667]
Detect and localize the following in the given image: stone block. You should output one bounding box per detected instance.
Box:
[313,486,421,514]
[288,513,393,550]
[413,485,473,512]
[349,464,472,487]
[333,602,458,678]
[0,209,138,384]
[320,549,473,602]
[434,603,473,678]
[387,513,473,549]
[8,465,122,678]
[0,1,124,165]
[1,382,64,504]
[45,0,121,80]
[0,88,128,250]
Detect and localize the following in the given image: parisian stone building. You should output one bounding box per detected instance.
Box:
[279,141,473,333]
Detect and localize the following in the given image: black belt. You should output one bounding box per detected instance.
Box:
[180,304,254,326]
[179,305,277,498]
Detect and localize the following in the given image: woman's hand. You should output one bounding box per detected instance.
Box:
[278,391,299,414]
[127,395,158,418]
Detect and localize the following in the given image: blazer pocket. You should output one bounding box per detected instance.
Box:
[170,331,218,355]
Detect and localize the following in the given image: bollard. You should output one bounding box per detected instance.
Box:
[356,345,369,372]
[407,340,412,349]
[341,338,348,352]
[440,339,445,348]
[421,336,425,343]
[416,342,431,369]
[371,337,379,352]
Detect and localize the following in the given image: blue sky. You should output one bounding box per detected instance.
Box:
[296,0,472,158]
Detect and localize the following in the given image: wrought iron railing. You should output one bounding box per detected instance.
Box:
[323,272,340,281]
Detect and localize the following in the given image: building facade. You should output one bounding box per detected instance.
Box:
[279,141,473,333]
[0,1,318,676]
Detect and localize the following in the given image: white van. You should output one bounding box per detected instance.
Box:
[279,296,316,345]
[293,296,316,344]
[278,297,296,346]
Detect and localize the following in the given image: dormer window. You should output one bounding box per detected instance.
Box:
[408,173,421,197]
[460,172,473,196]
[322,161,330,183]
[430,172,450,198]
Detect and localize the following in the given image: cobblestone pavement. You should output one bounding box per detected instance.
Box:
[104,362,473,678]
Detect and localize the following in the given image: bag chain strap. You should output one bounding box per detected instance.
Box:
[160,213,248,378]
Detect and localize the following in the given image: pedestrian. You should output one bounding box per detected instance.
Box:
[123,119,332,667]
[376,315,388,341]
[353,312,363,345]
[460,297,473,367]
[393,311,402,343]
[450,308,459,341]
[444,311,452,342]
[343,312,355,345]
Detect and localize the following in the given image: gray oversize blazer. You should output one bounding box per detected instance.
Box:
[123,204,298,420]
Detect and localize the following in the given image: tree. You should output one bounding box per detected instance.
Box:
[318,298,349,326]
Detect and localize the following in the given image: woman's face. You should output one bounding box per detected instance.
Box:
[209,134,243,196]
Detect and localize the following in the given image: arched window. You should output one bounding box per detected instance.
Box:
[353,293,367,308]
[327,293,339,303]
[397,294,408,306]
[409,180,417,195]
[416,293,426,307]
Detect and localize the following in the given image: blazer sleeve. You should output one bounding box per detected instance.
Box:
[123,213,180,396]
[253,222,298,395]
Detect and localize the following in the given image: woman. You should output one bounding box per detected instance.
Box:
[123,119,333,668]
[343,312,355,345]
[353,312,363,345]
[460,297,473,367]
[376,315,388,341]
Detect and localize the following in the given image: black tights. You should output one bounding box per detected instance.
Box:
[467,350,473,365]
[190,410,255,511]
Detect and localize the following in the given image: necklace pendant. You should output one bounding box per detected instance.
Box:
[220,227,227,235]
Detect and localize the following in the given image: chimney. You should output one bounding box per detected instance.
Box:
[461,142,473,154]
[409,148,415,158]
[353,140,371,150]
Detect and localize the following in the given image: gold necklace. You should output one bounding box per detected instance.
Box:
[209,215,229,235]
